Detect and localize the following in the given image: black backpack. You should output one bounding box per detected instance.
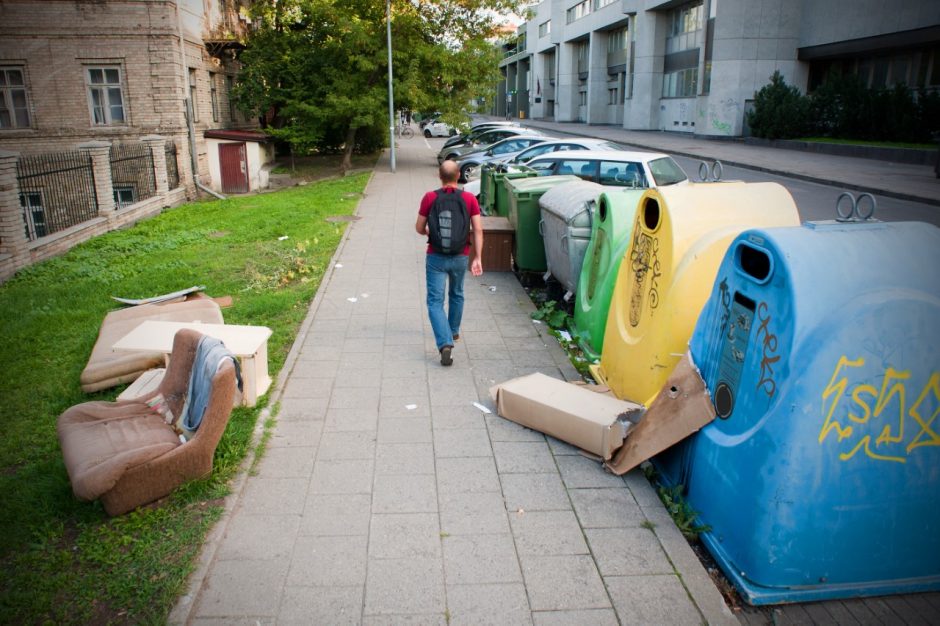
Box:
[427,188,470,255]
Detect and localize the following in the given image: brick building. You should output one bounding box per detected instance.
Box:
[0,0,258,196]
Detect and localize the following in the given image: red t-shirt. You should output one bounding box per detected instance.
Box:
[419,186,481,255]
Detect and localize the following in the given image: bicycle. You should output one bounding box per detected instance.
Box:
[395,123,414,139]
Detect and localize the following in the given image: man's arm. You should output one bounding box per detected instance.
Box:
[470,213,483,276]
[415,215,428,236]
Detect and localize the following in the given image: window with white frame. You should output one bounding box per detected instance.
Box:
[210,72,219,122]
[86,66,126,125]
[608,87,618,104]
[1,67,31,129]
[662,1,702,98]
[538,20,550,38]
[594,0,616,9]
[567,0,591,24]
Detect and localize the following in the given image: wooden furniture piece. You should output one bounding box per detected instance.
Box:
[480,216,514,272]
[113,320,272,406]
[58,329,238,516]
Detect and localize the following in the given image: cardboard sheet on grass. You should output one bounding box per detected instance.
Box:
[490,352,715,472]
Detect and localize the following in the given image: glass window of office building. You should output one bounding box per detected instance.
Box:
[662,0,702,98]
[567,0,591,24]
[539,20,550,38]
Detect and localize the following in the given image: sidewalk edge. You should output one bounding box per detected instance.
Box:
[168,166,378,625]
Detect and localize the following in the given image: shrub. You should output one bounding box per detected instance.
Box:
[747,70,811,140]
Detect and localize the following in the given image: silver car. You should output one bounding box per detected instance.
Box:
[438,127,544,164]
[453,135,553,182]
[462,137,625,196]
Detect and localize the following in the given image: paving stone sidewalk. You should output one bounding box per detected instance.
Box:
[172,136,738,625]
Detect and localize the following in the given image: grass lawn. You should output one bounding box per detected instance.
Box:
[0,169,372,624]
[798,137,936,150]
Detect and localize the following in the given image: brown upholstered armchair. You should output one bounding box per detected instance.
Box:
[58,329,238,516]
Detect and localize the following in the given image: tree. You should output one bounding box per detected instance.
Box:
[233,0,522,170]
[746,70,810,140]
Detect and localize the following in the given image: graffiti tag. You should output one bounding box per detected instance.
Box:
[628,218,661,327]
[755,302,779,398]
[819,356,940,463]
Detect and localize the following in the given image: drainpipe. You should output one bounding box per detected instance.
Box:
[176,1,226,200]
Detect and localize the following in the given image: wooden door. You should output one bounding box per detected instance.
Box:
[219,142,249,193]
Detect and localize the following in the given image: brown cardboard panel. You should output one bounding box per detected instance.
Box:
[490,373,643,460]
[606,352,716,475]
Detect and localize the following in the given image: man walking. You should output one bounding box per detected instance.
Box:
[416,160,483,366]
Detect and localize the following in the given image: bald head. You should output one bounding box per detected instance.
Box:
[439,160,459,184]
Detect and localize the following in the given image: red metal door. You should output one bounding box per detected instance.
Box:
[219,142,249,193]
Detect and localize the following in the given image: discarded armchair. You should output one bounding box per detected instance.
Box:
[58,329,239,516]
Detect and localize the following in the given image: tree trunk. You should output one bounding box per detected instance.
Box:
[341,125,358,173]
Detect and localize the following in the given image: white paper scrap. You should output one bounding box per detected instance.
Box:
[361,293,370,298]
[405,404,417,410]
[335,263,343,268]
[472,402,492,414]
[532,319,542,325]
[278,235,289,241]
[488,286,497,292]
[558,330,572,342]
[347,297,358,303]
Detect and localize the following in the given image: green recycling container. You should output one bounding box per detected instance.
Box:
[492,168,540,217]
[571,188,645,361]
[479,164,499,215]
[506,175,581,272]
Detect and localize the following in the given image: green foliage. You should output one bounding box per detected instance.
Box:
[751,70,940,143]
[234,0,518,160]
[657,484,711,541]
[746,70,810,140]
[531,299,569,329]
[0,171,370,624]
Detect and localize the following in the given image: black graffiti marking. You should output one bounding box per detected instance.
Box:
[755,302,779,398]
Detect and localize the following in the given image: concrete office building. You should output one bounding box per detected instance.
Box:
[497,0,940,136]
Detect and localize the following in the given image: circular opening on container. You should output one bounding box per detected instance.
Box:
[643,199,660,231]
[715,382,734,419]
[598,198,609,222]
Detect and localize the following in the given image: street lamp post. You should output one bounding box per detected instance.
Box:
[386,0,396,173]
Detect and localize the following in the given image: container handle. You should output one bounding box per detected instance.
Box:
[836,191,878,222]
[538,219,545,236]
[561,233,569,253]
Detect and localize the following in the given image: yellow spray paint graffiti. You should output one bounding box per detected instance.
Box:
[819,356,940,463]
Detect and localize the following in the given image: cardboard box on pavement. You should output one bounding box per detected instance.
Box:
[490,373,643,460]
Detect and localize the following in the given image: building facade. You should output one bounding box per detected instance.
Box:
[498,0,940,136]
[0,0,258,193]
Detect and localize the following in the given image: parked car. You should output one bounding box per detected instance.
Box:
[418,112,441,129]
[521,149,688,188]
[441,121,520,150]
[453,135,552,182]
[462,138,627,196]
[423,120,456,137]
[438,127,543,163]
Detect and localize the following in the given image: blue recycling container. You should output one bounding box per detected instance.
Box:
[659,220,940,605]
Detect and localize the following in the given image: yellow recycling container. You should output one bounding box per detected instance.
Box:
[590,182,800,406]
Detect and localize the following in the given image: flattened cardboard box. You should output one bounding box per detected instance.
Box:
[490,373,643,460]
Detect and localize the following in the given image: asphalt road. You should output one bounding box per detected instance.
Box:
[669,155,940,226]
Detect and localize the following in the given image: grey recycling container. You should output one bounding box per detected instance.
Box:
[538,180,604,295]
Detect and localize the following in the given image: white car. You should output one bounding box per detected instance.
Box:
[423,120,455,137]
[521,149,687,188]
[463,138,626,195]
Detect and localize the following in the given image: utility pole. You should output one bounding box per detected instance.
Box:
[386,0,396,173]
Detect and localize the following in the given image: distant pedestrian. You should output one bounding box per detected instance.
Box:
[416,160,483,366]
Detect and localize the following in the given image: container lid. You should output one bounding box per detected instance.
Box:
[539,180,604,222]
[505,174,581,194]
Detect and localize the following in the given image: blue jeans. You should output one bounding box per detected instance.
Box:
[426,253,468,350]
